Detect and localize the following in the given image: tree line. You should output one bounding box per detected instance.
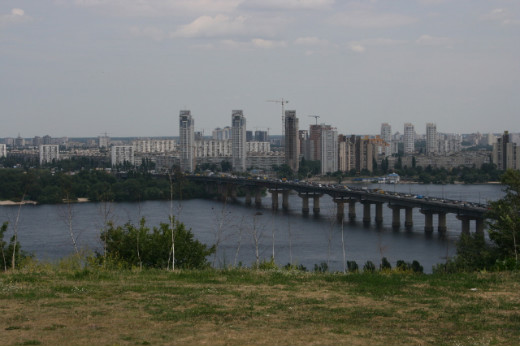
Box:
[0,168,208,204]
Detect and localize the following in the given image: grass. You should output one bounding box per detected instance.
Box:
[0,266,519,346]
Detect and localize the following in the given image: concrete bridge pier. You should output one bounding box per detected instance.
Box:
[299,194,310,215]
[476,217,485,236]
[334,199,345,222]
[457,215,471,235]
[230,186,237,200]
[405,207,413,230]
[362,202,371,226]
[375,202,383,227]
[390,206,401,230]
[348,201,356,222]
[254,189,262,208]
[270,190,279,210]
[282,191,289,211]
[438,212,447,234]
[313,195,321,216]
[421,210,434,233]
[245,189,252,206]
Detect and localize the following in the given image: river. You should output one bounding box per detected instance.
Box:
[0,183,505,273]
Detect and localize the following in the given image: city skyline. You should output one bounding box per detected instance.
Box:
[1,1,519,137]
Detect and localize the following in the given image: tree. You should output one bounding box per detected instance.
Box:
[486,169,520,263]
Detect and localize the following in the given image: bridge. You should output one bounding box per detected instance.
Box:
[186,175,489,235]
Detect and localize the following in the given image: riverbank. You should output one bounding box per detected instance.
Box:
[1,266,519,346]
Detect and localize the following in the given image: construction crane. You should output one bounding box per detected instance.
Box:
[266,98,289,137]
[308,115,320,125]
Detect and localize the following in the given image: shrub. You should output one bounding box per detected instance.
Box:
[347,260,359,273]
[363,261,376,273]
[97,217,215,270]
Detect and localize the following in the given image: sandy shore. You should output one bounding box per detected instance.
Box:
[0,200,38,206]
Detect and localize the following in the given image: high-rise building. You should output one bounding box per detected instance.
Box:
[39,144,60,165]
[179,110,195,172]
[426,123,437,155]
[493,131,520,170]
[320,126,338,174]
[403,123,415,154]
[284,110,299,173]
[381,123,392,157]
[111,145,134,167]
[231,110,246,172]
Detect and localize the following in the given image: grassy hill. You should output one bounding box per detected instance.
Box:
[1,264,519,345]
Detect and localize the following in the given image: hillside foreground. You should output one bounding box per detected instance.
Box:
[1,265,519,346]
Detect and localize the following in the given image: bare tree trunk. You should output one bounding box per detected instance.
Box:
[60,193,79,256]
[168,172,176,271]
[341,217,346,273]
[288,218,292,265]
[11,194,24,270]
[234,217,245,267]
[99,196,114,266]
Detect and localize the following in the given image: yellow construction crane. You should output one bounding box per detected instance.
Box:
[266,98,289,137]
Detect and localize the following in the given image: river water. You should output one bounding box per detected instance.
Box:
[0,183,505,273]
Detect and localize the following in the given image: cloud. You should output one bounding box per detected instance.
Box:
[0,8,32,26]
[481,8,520,26]
[171,14,281,39]
[331,10,417,29]
[349,43,365,53]
[171,15,247,38]
[293,36,330,46]
[241,0,334,10]
[416,34,454,47]
[73,0,242,17]
[251,38,287,48]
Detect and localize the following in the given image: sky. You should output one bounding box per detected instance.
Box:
[1,0,519,138]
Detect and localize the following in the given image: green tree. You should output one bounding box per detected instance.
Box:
[487,169,520,263]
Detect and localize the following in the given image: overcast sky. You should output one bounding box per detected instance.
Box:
[1,0,519,138]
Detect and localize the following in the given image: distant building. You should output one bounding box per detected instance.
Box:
[0,144,6,158]
[39,144,60,165]
[380,123,392,157]
[15,135,25,148]
[231,110,247,172]
[32,136,43,147]
[426,123,437,155]
[493,131,520,170]
[111,145,134,166]
[212,127,231,140]
[320,126,338,174]
[179,110,195,172]
[133,139,176,153]
[284,110,299,173]
[98,135,110,148]
[246,131,253,142]
[255,130,268,142]
[403,123,415,154]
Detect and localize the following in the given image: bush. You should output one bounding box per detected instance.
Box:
[363,261,376,273]
[347,261,359,273]
[1,221,32,271]
[97,217,215,270]
[380,257,392,270]
[314,262,328,273]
